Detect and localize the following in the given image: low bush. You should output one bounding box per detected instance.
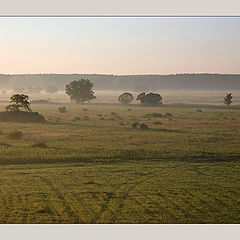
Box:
[196,109,202,112]
[7,130,23,140]
[164,112,173,118]
[58,106,67,113]
[140,123,149,130]
[153,121,162,125]
[83,108,88,111]
[0,142,11,147]
[111,112,117,116]
[32,142,48,148]
[144,113,163,118]
[132,122,139,128]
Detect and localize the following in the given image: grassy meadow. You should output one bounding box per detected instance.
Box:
[0,91,240,223]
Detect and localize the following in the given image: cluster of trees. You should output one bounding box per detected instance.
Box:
[4,79,234,113]
[64,79,163,105]
[118,92,162,105]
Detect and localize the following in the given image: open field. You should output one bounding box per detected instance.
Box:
[0,95,240,223]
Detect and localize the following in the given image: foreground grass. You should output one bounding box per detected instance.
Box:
[0,160,240,224]
[0,103,240,223]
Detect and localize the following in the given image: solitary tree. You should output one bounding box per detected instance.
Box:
[65,79,96,104]
[223,93,232,107]
[6,94,32,112]
[136,92,162,105]
[118,92,134,104]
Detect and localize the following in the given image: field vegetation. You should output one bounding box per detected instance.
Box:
[0,91,240,223]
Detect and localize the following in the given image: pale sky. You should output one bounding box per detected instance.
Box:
[0,17,240,74]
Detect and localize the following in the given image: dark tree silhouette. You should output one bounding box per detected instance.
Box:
[65,79,96,104]
[118,92,134,104]
[223,93,232,106]
[136,92,162,105]
[6,94,32,112]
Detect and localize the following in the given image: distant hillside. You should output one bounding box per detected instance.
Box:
[0,73,240,91]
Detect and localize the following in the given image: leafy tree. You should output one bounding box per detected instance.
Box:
[223,93,232,106]
[136,92,162,105]
[65,79,96,104]
[118,92,134,104]
[46,85,58,93]
[6,94,32,112]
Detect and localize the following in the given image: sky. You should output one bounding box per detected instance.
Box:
[0,17,240,75]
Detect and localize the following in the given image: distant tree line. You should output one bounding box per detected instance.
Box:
[1,73,240,91]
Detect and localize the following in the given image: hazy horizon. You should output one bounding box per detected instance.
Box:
[0,17,240,74]
[1,72,240,75]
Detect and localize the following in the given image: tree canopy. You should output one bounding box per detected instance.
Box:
[223,93,232,106]
[65,79,96,104]
[136,92,162,105]
[118,92,134,104]
[6,94,32,112]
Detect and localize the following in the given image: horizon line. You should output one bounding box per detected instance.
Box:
[1,72,240,76]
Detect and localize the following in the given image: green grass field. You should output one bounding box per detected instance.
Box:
[0,101,240,223]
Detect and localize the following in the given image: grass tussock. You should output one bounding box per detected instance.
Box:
[72,117,81,121]
[0,142,11,147]
[58,106,67,113]
[7,130,23,140]
[32,142,48,148]
[140,123,149,130]
[153,121,162,125]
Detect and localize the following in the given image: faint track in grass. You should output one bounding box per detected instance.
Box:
[59,175,97,223]
[31,175,65,223]
[125,194,176,223]
[37,176,82,223]
[90,173,152,223]
[109,174,157,224]
[0,182,13,223]
[91,183,127,223]
[9,177,29,223]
